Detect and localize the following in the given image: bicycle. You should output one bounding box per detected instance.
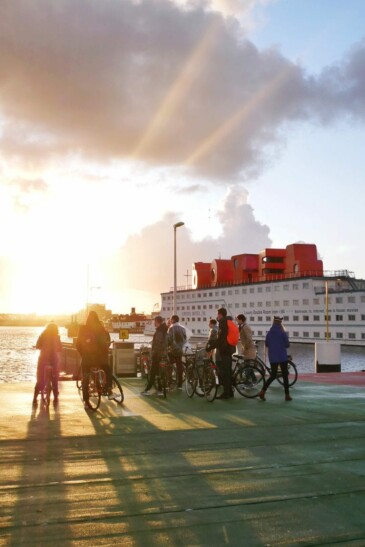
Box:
[184,348,206,398]
[155,353,177,399]
[76,365,124,410]
[201,355,219,402]
[140,346,152,378]
[40,364,54,406]
[231,355,266,398]
[254,353,298,387]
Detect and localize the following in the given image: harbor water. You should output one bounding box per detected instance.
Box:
[0,326,364,383]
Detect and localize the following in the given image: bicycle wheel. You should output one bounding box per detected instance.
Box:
[203,366,218,402]
[277,360,298,387]
[234,365,264,398]
[76,365,83,390]
[195,362,205,397]
[45,380,52,405]
[185,364,198,398]
[86,374,101,410]
[254,356,266,376]
[41,367,52,405]
[109,375,124,404]
[160,368,167,399]
[167,363,178,391]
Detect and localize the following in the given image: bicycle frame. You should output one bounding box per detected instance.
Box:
[41,364,53,405]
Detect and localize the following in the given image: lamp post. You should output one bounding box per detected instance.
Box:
[325,280,329,341]
[173,221,185,315]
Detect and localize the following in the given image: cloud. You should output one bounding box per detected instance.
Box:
[0,0,364,182]
[104,186,271,298]
[10,178,48,194]
[5,177,49,212]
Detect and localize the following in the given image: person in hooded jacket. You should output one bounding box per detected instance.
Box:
[76,311,112,405]
[259,316,292,401]
[141,316,168,396]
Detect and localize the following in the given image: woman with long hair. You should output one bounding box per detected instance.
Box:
[33,322,62,405]
[76,311,112,405]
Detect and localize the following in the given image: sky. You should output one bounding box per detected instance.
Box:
[0,0,365,315]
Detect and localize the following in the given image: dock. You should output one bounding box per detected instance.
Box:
[1,374,365,546]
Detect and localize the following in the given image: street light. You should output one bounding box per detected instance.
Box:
[173,221,185,315]
[325,280,329,341]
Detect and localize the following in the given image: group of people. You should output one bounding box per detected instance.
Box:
[143,308,293,401]
[141,314,187,396]
[32,308,292,406]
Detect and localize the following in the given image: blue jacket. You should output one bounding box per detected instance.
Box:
[265,324,289,364]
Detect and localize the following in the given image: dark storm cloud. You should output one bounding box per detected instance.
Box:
[0,1,364,178]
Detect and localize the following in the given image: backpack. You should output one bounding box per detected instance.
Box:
[226,319,239,346]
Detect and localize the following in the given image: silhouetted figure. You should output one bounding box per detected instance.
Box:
[141,316,168,396]
[167,314,187,388]
[76,311,112,405]
[33,322,62,405]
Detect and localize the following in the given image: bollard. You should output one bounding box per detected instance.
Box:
[315,342,341,372]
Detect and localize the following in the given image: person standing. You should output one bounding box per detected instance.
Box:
[76,311,112,405]
[206,318,221,364]
[141,316,168,396]
[216,308,236,399]
[259,316,292,402]
[236,314,257,365]
[33,322,62,406]
[167,314,186,389]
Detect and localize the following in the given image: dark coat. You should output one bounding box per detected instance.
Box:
[265,324,290,363]
[76,324,110,366]
[152,322,168,358]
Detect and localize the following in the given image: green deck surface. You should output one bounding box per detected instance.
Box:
[0,379,364,546]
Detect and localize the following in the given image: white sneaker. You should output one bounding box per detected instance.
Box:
[141,390,151,396]
[157,391,164,397]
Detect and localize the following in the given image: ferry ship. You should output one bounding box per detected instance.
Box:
[159,243,365,346]
[105,308,148,334]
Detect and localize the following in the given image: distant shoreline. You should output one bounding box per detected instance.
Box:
[0,321,68,328]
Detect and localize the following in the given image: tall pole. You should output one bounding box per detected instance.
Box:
[86,264,90,318]
[173,221,184,315]
[325,280,329,341]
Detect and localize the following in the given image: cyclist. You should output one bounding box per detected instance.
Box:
[76,311,112,405]
[259,316,292,402]
[33,322,62,406]
[167,315,186,389]
[141,316,168,396]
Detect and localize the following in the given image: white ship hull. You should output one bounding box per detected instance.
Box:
[160,274,365,346]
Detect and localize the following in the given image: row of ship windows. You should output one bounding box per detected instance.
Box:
[168,306,365,321]
[168,283,313,297]
[176,315,365,323]
[256,331,365,340]
[189,329,365,340]
[192,329,365,340]
[166,296,364,308]
[165,289,365,301]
